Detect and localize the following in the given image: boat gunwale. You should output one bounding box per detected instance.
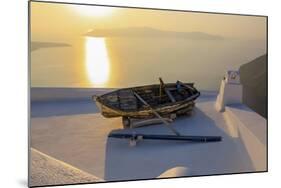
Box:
[94,83,200,115]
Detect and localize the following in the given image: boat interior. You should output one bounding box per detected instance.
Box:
[99,79,198,111]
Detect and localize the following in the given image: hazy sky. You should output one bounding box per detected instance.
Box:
[31,2,266,41]
[30,2,266,89]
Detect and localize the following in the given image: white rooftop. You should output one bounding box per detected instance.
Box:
[30,88,266,185]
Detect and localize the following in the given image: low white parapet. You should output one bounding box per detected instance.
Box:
[215,70,267,171]
[215,71,243,112]
[224,104,267,171]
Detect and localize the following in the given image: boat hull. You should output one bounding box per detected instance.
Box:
[94,83,200,119]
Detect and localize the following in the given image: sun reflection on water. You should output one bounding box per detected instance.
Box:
[85,37,110,87]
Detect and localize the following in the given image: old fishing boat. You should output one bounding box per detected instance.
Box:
[93,78,200,128]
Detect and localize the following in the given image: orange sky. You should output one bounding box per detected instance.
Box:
[31,2,266,41]
[30,2,266,89]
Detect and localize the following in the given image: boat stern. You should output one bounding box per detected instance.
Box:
[93,95,121,118]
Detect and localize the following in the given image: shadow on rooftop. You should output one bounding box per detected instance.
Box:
[103,107,255,181]
[31,100,99,117]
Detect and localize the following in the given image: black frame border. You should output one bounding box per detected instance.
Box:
[28,0,268,187]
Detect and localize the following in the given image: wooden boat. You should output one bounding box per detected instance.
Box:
[93,78,200,127]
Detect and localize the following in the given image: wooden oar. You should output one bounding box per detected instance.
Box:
[159,77,176,102]
[177,80,196,92]
[133,91,181,136]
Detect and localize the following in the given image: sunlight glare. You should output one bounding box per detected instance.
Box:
[85,37,110,87]
[74,5,114,17]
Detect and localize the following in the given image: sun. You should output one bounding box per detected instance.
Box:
[73,5,114,17]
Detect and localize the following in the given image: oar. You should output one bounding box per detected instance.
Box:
[133,91,181,136]
[159,77,176,102]
[177,80,196,92]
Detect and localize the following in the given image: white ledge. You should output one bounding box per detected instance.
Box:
[224,104,267,171]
